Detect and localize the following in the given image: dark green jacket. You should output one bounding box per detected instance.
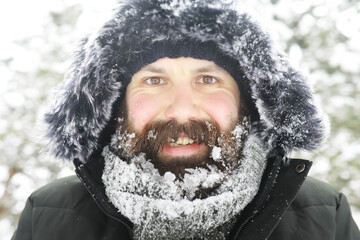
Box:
[12,157,360,240]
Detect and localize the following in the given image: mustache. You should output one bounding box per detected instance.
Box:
[131,119,221,154]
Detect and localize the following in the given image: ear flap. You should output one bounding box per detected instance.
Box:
[45,36,124,162]
[217,13,329,154]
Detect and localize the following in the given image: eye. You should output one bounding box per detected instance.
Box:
[144,77,165,85]
[198,75,218,84]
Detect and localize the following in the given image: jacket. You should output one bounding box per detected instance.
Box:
[12,155,360,240]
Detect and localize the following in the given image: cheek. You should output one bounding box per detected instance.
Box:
[200,93,239,130]
[127,94,163,131]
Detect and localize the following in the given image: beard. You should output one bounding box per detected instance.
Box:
[110,101,251,178]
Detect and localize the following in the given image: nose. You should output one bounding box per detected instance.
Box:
[164,83,200,123]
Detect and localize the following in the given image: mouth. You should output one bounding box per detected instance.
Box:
[167,136,195,146]
[161,135,206,157]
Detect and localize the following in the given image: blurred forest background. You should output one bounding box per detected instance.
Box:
[1,0,359,238]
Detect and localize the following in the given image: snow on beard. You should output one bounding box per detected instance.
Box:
[110,100,251,178]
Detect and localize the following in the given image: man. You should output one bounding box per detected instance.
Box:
[12,0,360,239]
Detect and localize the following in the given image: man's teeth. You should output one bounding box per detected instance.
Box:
[167,137,195,146]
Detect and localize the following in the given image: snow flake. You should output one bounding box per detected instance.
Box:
[147,130,157,139]
[211,146,222,161]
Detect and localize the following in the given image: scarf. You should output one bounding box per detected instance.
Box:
[102,135,267,239]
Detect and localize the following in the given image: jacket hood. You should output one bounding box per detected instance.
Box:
[45,0,328,163]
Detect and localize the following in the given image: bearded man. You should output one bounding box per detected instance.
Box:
[12,0,360,240]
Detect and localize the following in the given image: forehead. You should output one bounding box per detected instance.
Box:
[135,57,232,75]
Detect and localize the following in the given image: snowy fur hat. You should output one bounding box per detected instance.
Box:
[45,0,328,163]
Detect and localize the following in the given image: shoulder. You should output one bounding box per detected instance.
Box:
[30,175,91,209]
[28,175,108,224]
[14,176,132,239]
[271,176,360,239]
[270,177,358,239]
[291,176,342,209]
[27,176,113,235]
[33,175,83,197]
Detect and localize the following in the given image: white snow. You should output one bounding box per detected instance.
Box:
[211,146,222,161]
[147,130,157,139]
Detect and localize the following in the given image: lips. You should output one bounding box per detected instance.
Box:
[163,142,203,156]
[162,134,206,156]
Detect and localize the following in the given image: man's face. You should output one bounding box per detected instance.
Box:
[116,57,245,176]
[127,57,240,133]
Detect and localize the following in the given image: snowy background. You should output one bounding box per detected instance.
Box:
[1,0,359,238]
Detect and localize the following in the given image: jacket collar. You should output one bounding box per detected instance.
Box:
[228,155,312,239]
[74,154,312,240]
[74,157,134,238]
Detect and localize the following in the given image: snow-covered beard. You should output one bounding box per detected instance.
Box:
[110,102,250,179]
[102,134,267,239]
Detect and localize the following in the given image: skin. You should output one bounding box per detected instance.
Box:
[126,57,240,160]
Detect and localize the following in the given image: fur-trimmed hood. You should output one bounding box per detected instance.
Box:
[45,0,328,163]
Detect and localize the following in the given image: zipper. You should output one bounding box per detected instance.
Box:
[231,154,284,240]
[232,210,258,240]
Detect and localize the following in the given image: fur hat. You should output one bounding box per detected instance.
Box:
[45,0,328,163]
